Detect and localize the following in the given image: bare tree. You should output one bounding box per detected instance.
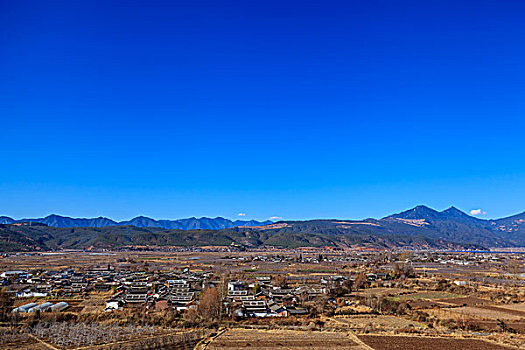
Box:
[198,287,221,321]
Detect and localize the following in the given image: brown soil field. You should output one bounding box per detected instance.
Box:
[332,315,424,330]
[208,329,367,349]
[495,303,525,313]
[354,288,411,298]
[0,340,41,350]
[79,295,107,313]
[444,306,524,321]
[507,323,525,333]
[9,343,48,350]
[397,292,462,301]
[67,306,84,312]
[437,296,490,306]
[479,305,525,318]
[358,335,512,350]
[408,300,442,309]
[476,320,525,333]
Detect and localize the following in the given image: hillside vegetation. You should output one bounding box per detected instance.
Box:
[1,206,524,251]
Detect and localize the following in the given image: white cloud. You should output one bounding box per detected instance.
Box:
[237,213,246,217]
[269,216,282,221]
[470,209,486,216]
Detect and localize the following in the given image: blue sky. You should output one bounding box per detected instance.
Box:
[1,0,524,221]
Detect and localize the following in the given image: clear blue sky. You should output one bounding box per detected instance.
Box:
[1,0,524,221]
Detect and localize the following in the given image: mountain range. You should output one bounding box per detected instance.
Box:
[0,215,272,230]
[1,206,524,252]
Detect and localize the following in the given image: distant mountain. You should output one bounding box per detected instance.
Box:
[258,205,525,248]
[119,216,164,228]
[389,205,443,220]
[0,216,15,224]
[383,205,524,246]
[0,214,273,230]
[389,205,483,224]
[1,206,524,252]
[22,214,120,228]
[441,206,481,221]
[490,211,525,243]
[492,211,525,226]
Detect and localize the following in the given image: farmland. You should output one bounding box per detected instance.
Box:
[439,306,524,321]
[207,329,366,349]
[1,249,524,349]
[358,335,512,350]
[331,314,425,331]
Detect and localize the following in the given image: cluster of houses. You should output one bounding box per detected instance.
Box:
[2,266,346,318]
[103,270,313,317]
[2,266,117,299]
[104,268,205,312]
[2,261,409,319]
[226,277,311,318]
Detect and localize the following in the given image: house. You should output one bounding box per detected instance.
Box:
[227,290,248,301]
[255,276,272,287]
[234,295,255,302]
[167,279,188,289]
[366,273,378,281]
[1,271,29,279]
[125,291,148,307]
[167,291,195,311]
[242,300,269,317]
[36,284,53,294]
[105,301,121,311]
[228,281,245,292]
[294,286,325,300]
[269,288,295,304]
[94,283,112,292]
[268,301,288,317]
[16,287,48,298]
[286,306,308,316]
[376,273,392,281]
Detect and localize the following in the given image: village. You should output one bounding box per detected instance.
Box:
[2,254,379,318]
[0,249,524,349]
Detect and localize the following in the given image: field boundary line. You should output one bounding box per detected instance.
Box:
[327,316,383,350]
[351,333,518,350]
[344,331,376,350]
[71,330,188,350]
[195,327,226,350]
[28,334,60,350]
[348,332,375,350]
